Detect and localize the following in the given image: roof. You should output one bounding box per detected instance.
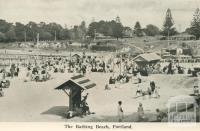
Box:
[55,74,96,90]
[171,33,196,38]
[167,95,196,107]
[119,47,143,55]
[72,54,81,58]
[133,53,161,62]
[175,55,192,58]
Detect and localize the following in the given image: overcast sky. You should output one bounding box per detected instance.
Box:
[0,0,199,31]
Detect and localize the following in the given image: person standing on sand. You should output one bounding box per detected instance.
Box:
[147,86,152,99]
[117,101,124,122]
[150,80,156,93]
[167,62,173,74]
[154,86,160,98]
[137,103,145,122]
[0,87,4,97]
[136,72,142,83]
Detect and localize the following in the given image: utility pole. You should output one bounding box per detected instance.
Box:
[54,31,57,41]
[24,31,26,42]
[178,24,181,45]
[94,29,96,40]
[168,29,170,47]
[120,54,122,75]
[37,33,39,44]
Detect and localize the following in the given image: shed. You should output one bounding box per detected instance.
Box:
[133,53,161,66]
[55,75,96,112]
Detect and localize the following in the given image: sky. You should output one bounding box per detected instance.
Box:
[0,0,199,31]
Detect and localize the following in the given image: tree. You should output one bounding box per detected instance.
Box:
[59,28,70,40]
[112,21,123,39]
[5,26,16,42]
[189,8,200,39]
[0,19,12,33]
[134,21,143,37]
[45,22,62,40]
[87,22,98,38]
[144,24,160,36]
[0,32,6,42]
[123,27,133,38]
[79,21,87,39]
[39,31,53,41]
[26,21,39,41]
[15,22,26,41]
[0,19,77,42]
[87,20,123,39]
[99,21,113,36]
[73,25,80,39]
[162,8,177,36]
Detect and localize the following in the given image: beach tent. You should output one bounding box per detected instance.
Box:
[71,54,81,62]
[72,54,81,58]
[55,74,96,112]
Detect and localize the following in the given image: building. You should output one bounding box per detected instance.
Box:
[123,27,133,38]
[170,33,196,41]
[95,33,112,39]
[133,53,161,66]
[161,48,192,57]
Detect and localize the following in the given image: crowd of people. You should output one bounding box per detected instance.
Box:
[0,53,195,98]
[0,52,198,122]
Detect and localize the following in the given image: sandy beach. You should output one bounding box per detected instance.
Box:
[0,68,196,122]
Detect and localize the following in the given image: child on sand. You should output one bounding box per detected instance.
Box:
[154,86,160,98]
[136,84,142,96]
[0,88,4,97]
[117,101,124,122]
[155,108,167,122]
[105,84,111,90]
[137,103,145,122]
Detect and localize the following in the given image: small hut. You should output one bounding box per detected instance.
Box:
[55,75,96,113]
[133,53,161,67]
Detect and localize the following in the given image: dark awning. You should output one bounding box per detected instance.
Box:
[55,75,96,90]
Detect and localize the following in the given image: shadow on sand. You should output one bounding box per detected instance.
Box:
[85,112,159,122]
[41,106,68,119]
[41,106,199,122]
[41,106,158,122]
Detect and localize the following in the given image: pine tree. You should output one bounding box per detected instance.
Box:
[134,21,143,37]
[79,21,87,40]
[190,8,200,39]
[162,8,177,36]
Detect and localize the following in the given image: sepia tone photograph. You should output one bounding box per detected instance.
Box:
[0,0,200,124]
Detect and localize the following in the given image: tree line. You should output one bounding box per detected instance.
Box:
[0,8,200,43]
[0,20,87,42]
